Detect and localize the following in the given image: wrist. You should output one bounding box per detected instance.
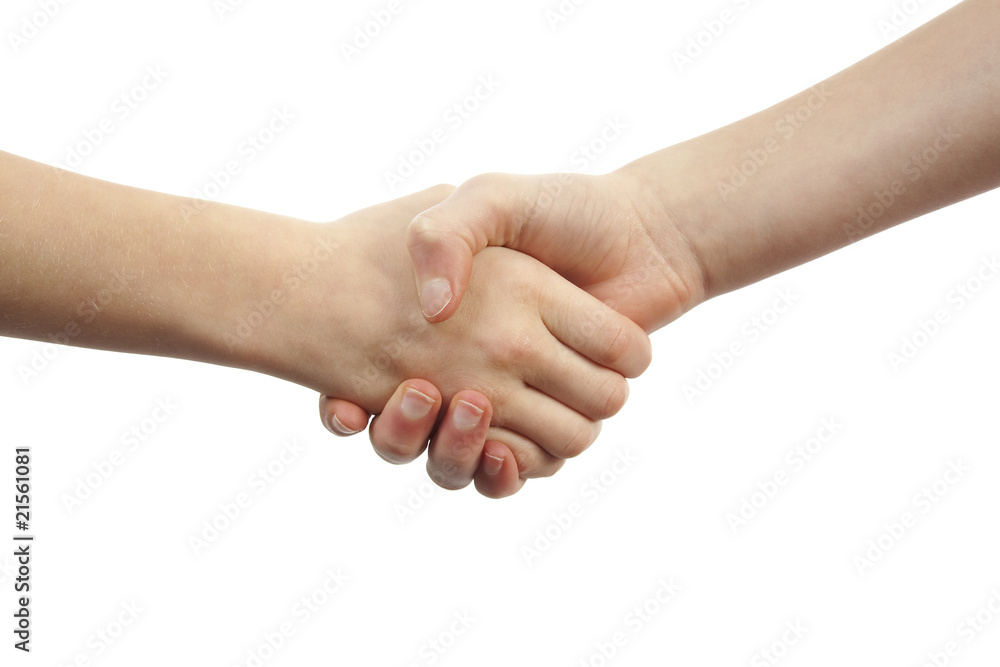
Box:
[220,215,414,408]
[612,150,724,313]
[177,204,333,384]
[616,104,810,303]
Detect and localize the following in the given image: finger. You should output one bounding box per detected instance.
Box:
[498,294,633,422]
[426,391,493,490]
[521,336,632,423]
[406,229,468,322]
[473,441,525,499]
[407,173,538,322]
[540,279,653,379]
[369,380,443,464]
[492,387,603,460]
[483,426,567,480]
[318,395,370,436]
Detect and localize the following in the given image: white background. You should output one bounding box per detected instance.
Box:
[3,0,999,665]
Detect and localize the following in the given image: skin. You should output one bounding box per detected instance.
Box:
[0,151,652,496]
[325,0,1000,497]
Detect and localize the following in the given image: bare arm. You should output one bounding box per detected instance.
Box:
[632,0,1000,302]
[324,0,1000,472]
[400,0,1000,328]
[0,150,303,370]
[0,151,651,493]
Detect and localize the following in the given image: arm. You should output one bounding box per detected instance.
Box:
[631,0,1000,303]
[0,150,651,494]
[324,0,1000,472]
[399,0,1000,329]
[0,149,299,369]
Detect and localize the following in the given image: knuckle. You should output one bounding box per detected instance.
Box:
[407,210,444,240]
[427,459,471,491]
[514,446,565,479]
[426,183,456,200]
[463,172,507,195]
[445,436,481,467]
[510,445,533,475]
[463,173,522,228]
[481,387,512,428]
[370,418,426,463]
[426,434,480,489]
[494,329,539,367]
[559,420,600,459]
[373,436,421,465]
[598,374,629,418]
[600,322,630,367]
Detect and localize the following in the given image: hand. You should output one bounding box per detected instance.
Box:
[320,170,703,494]
[319,169,703,493]
[259,186,651,491]
[405,169,706,332]
[320,384,526,498]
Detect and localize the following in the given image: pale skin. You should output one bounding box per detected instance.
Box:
[0,151,653,496]
[325,0,1000,496]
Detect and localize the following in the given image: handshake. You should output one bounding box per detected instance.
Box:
[3,0,995,502]
[0,150,699,501]
[303,170,695,499]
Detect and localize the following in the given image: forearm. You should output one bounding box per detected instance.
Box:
[626,0,1000,300]
[0,150,312,378]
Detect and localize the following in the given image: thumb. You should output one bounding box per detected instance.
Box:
[406,218,475,323]
[406,173,536,322]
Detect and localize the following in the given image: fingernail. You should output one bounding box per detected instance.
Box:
[420,278,453,318]
[453,400,484,431]
[400,387,435,420]
[483,452,504,476]
[326,413,360,436]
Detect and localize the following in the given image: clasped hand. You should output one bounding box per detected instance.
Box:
[288,183,656,498]
[316,170,702,498]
